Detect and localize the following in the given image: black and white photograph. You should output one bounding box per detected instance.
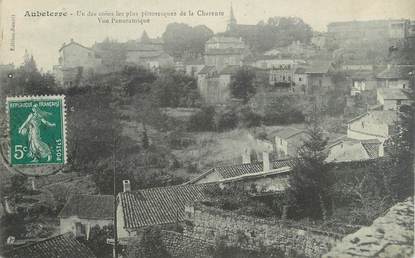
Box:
[0,0,414,257]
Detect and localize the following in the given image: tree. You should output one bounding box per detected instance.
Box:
[386,75,415,201]
[162,23,213,59]
[126,227,171,258]
[287,111,331,220]
[85,225,114,258]
[187,106,216,132]
[229,67,256,103]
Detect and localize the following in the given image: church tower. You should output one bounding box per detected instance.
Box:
[227,3,237,31]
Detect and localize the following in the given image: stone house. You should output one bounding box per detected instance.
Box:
[377,88,411,110]
[53,39,102,87]
[305,61,333,94]
[293,67,308,93]
[125,39,174,70]
[325,138,383,162]
[187,152,294,186]
[346,110,398,140]
[58,194,114,239]
[267,128,308,158]
[349,71,377,96]
[376,65,414,89]
[116,182,216,239]
[197,65,239,104]
[3,232,96,258]
[204,36,247,72]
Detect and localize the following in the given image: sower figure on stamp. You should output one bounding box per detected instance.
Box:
[18,104,55,162]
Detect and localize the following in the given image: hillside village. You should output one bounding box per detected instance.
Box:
[0,5,414,258]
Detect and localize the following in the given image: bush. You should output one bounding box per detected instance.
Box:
[187,106,216,131]
[216,109,238,132]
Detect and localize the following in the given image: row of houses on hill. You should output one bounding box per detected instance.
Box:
[53,33,174,87]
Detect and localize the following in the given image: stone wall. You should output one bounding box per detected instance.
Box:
[183,203,342,257]
[323,197,414,258]
[160,230,214,258]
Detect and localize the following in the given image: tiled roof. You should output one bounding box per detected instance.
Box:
[205,48,245,55]
[306,61,332,74]
[219,65,241,75]
[198,66,216,74]
[119,184,218,229]
[361,139,381,159]
[59,41,94,52]
[378,88,409,100]
[295,67,307,74]
[4,233,96,258]
[215,159,295,179]
[58,194,114,220]
[347,110,398,125]
[376,65,415,79]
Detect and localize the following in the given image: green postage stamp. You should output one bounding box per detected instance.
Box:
[6,95,67,165]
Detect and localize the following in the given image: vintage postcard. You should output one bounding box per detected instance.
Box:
[0,0,414,257]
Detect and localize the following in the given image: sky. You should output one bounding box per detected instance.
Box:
[0,0,414,71]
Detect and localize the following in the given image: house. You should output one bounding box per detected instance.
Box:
[305,61,333,94]
[268,128,308,158]
[204,36,247,72]
[187,154,294,185]
[58,194,114,239]
[311,32,327,49]
[3,233,96,258]
[341,60,374,71]
[184,59,205,78]
[197,65,239,104]
[377,88,411,110]
[53,39,102,87]
[349,70,377,96]
[125,39,173,70]
[326,138,383,162]
[116,182,217,239]
[347,110,398,140]
[293,67,308,93]
[376,65,414,89]
[327,19,411,49]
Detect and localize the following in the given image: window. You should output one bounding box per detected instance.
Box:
[75,222,86,237]
[299,77,302,82]
[361,121,365,128]
[397,100,402,105]
[403,84,406,89]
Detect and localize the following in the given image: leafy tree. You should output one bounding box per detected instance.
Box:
[122,65,156,96]
[2,54,57,96]
[162,23,213,59]
[287,111,332,220]
[215,108,238,132]
[151,68,201,108]
[85,225,114,258]
[126,226,170,258]
[386,76,415,201]
[229,66,256,102]
[187,106,216,132]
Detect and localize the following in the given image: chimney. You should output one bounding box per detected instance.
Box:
[242,148,251,164]
[30,177,36,191]
[379,140,385,157]
[123,180,131,192]
[262,152,270,172]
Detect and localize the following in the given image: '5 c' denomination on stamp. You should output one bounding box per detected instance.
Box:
[6,95,67,166]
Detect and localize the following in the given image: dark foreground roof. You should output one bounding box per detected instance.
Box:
[4,233,96,258]
[58,194,114,220]
[119,184,218,229]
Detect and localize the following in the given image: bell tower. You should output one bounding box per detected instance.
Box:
[227,3,237,31]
